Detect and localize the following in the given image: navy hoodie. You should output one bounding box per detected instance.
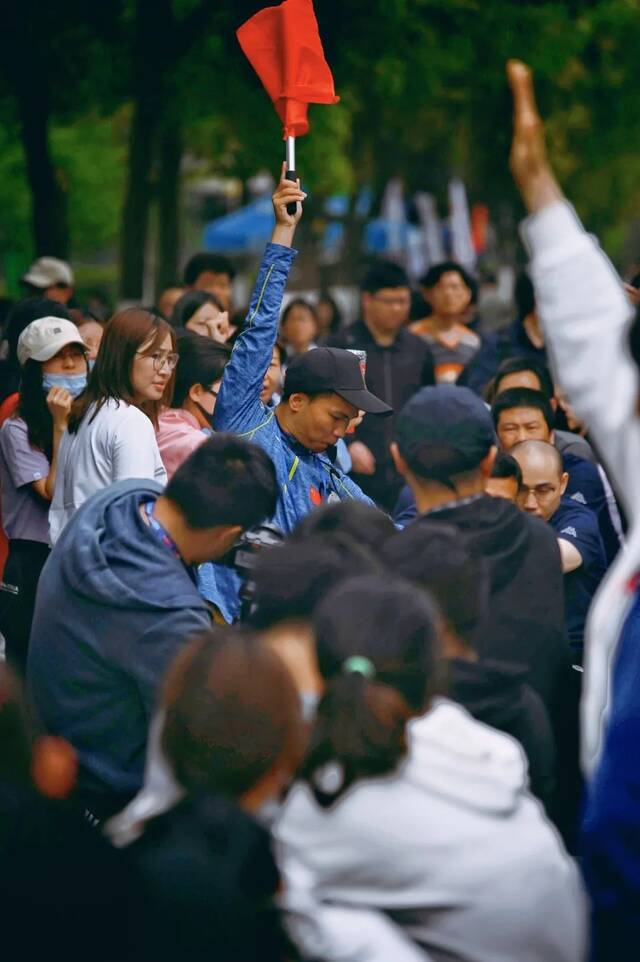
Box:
[27,480,211,800]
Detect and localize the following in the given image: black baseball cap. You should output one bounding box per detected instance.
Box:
[283,347,392,416]
[395,385,496,481]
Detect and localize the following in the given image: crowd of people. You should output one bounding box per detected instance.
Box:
[0,60,637,960]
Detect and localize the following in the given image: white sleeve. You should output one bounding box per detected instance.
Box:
[111,408,167,484]
[521,201,640,525]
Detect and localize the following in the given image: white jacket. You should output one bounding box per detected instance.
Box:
[520,201,640,775]
[275,700,586,962]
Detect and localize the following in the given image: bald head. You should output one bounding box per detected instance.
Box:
[511,440,568,521]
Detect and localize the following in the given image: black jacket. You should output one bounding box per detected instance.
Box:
[417,496,569,708]
[124,793,294,962]
[328,320,434,509]
[449,657,556,812]
[417,496,580,845]
[0,782,131,962]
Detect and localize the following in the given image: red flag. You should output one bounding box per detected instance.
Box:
[237,0,339,139]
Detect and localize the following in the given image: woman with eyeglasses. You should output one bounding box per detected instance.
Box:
[49,309,176,544]
[156,332,230,480]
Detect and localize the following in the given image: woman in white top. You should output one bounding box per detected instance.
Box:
[50,308,176,543]
[275,575,586,962]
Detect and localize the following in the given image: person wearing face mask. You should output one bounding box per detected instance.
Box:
[156,333,231,479]
[170,289,231,342]
[49,308,175,544]
[0,317,88,673]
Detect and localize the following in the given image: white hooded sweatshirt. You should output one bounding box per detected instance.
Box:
[275,699,586,962]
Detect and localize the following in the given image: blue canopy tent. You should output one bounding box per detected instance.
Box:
[203,195,275,253]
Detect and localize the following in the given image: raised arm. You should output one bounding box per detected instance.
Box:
[214,168,305,435]
[508,61,639,523]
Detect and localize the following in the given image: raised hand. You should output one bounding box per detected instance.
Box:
[507,60,563,213]
[46,386,73,432]
[271,163,306,247]
[206,310,231,342]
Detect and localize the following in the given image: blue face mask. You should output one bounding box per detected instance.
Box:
[88,358,96,372]
[42,373,87,398]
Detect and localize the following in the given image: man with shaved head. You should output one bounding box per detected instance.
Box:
[512,439,607,663]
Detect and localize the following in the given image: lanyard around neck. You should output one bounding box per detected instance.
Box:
[143,500,181,560]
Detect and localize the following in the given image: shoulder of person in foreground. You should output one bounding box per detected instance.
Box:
[214,171,303,436]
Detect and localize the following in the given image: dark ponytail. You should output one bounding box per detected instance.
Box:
[300,575,441,807]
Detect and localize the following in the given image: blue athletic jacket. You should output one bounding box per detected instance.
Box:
[198,242,372,619]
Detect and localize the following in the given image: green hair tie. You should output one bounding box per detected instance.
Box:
[342,655,376,679]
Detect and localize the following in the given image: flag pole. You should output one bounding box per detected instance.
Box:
[285,136,298,215]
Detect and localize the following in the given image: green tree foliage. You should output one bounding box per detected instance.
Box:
[2,0,640,285]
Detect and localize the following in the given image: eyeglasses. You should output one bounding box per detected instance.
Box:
[136,350,179,372]
[519,483,560,502]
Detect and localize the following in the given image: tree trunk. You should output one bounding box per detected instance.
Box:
[17,91,69,258]
[118,0,173,300]
[119,93,161,300]
[2,7,69,258]
[155,120,183,296]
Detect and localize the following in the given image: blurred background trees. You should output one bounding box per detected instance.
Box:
[1,0,639,300]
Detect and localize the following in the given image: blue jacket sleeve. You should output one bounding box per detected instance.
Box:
[214,242,297,435]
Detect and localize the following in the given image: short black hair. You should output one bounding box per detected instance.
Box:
[490,451,523,486]
[249,533,380,629]
[491,387,554,434]
[272,342,285,365]
[381,522,489,647]
[165,433,278,531]
[183,253,235,287]
[171,333,231,408]
[170,289,224,328]
[420,261,477,302]
[162,626,302,799]
[291,501,395,555]
[361,260,410,294]
[281,298,318,327]
[493,356,554,401]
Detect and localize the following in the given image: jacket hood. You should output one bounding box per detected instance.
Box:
[448,658,532,734]
[427,495,533,593]
[406,699,526,815]
[55,479,207,612]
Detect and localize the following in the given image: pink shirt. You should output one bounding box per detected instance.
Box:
[156,408,207,480]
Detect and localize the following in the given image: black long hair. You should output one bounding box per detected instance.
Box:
[17,360,54,460]
[300,575,442,807]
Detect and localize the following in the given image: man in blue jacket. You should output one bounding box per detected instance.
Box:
[27,434,278,820]
[199,169,392,619]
